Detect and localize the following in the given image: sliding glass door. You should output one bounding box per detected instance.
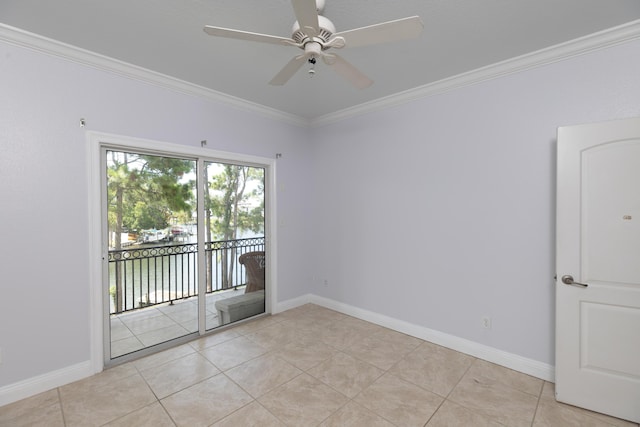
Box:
[203,162,265,331]
[104,148,266,362]
[106,150,198,358]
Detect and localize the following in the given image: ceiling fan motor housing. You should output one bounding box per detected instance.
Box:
[203,0,422,88]
[291,15,335,45]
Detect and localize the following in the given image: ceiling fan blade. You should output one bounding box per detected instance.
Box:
[322,53,373,89]
[333,16,424,48]
[291,0,320,37]
[269,54,309,86]
[204,25,293,46]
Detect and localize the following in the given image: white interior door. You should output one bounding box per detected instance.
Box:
[556,117,640,423]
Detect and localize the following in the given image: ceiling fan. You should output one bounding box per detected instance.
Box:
[203,0,423,89]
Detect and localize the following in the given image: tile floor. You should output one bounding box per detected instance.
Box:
[110,288,247,358]
[1,304,638,427]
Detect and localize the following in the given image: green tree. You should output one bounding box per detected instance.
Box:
[107,151,195,311]
[205,164,264,289]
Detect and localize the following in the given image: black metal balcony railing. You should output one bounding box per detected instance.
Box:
[108,237,264,314]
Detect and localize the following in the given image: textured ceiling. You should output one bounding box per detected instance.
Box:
[2,0,640,120]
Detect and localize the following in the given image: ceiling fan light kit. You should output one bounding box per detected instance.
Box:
[203,0,423,88]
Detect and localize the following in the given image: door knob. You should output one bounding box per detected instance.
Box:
[561,275,588,288]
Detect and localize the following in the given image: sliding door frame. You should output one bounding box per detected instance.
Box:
[87,131,277,372]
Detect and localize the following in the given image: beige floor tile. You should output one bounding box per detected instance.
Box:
[230,315,283,335]
[427,400,504,426]
[467,358,543,397]
[344,328,421,370]
[271,336,337,371]
[354,373,443,427]
[161,374,253,427]
[244,321,305,350]
[448,373,539,427]
[389,341,475,396]
[307,351,384,398]
[104,401,175,427]
[136,324,191,347]
[259,373,348,426]
[540,381,556,400]
[340,315,385,335]
[59,363,139,399]
[271,306,308,322]
[139,352,220,399]
[188,329,241,351]
[60,373,156,427]
[320,401,395,427]
[317,320,371,350]
[295,303,320,311]
[304,306,349,323]
[133,343,196,372]
[538,382,638,427]
[225,354,302,398]
[534,398,624,427]
[200,336,267,371]
[0,389,64,427]
[286,312,336,333]
[20,304,640,427]
[212,401,284,426]
[373,327,424,348]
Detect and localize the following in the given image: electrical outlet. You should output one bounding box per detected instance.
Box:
[323,279,328,287]
[482,316,492,329]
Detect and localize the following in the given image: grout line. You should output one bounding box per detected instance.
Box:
[8,303,575,425]
[55,388,68,427]
[530,380,547,427]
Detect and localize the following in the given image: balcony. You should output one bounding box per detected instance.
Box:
[108,237,265,358]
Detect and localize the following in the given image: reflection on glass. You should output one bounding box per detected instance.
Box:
[105,154,266,360]
[106,150,197,359]
[204,162,265,331]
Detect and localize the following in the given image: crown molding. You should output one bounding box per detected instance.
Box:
[2,20,639,129]
[0,24,309,128]
[311,19,640,127]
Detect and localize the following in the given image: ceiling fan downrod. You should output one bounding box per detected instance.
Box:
[203,0,423,88]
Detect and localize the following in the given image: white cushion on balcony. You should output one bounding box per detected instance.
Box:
[215,290,265,325]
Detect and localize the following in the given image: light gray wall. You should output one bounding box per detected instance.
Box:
[1,32,639,392]
[309,39,640,365]
[0,41,312,387]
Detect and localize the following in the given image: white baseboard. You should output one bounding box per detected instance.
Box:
[273,293,313,314]
[1,293,554,408]
[297,294,555,382]
[0,361,94,407]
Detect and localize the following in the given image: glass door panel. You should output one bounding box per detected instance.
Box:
[203,162,266,331]
[106,150,197,359]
